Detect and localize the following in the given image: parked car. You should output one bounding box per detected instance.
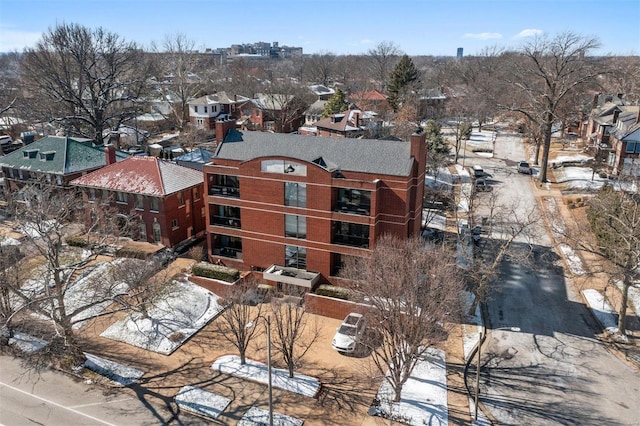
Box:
[332,313,366,353]
[474,178,490,192]
[517,161,532,174]
[471,165,484,178]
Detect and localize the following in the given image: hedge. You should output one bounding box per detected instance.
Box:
[314,284,352,300]
[115,247,149,260]
[192,262,240,283]
[66,235,90,248]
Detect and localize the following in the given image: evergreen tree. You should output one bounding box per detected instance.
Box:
[322,88,349,117]
[387,55,420,112]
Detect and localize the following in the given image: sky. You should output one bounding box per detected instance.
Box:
[0,0,638,56]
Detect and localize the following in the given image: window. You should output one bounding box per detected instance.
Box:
[285,215,306,239]
[285,182,306,207]
[335,188,371,215]
[194,105,198,113]
[332,221,370,248]
[153,220,161,243]
[204,106,208,113]
[214,234,242,258]
[178,191,185,207]
[285,245,306,269]
[139,222,147,241]
[149,197,159,212]
[135,195,144,210]
[45,173,52,184]
[89,188,97,201]
[208,174,240,197]
[116,191,128,203]
[18,170,23,180]
[193,186,200,200]
[56,175,63,186]
[210,205,241,228]
[101,189,110,203]
[331,253,359,276]
[626,142,635,153]
[7,169,13,178]
[171,218,179,229]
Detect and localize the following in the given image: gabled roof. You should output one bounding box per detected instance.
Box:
[314,109,365,132]
[348,90,388,101]
[188,91,250,106]
[70,156,203,196]
[0,136,127,175]
[174,148,214,164]
[214,129,413,176]
[304,100,327,115]
[253,93,294,111]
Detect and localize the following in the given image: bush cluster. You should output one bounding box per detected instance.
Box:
[115,247,148,260]
[314,284,351,300]
[66,235,90,247]
[192,262,240,283]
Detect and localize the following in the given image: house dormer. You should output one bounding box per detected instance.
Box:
[23,149,39,159]
[39,151,56,161]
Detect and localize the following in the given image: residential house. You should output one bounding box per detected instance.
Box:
[312,109,367,138]
[0,136,128,194]
[607,107,640,176]
[203,119,426,295]
[309,84,335,101]
[301,99,327,130]
[584,94,629,167]
[188,92,249,132]
[242,93,306,133]
[347,90,391,115]
[71,156,205,248]
[418,89,447,120]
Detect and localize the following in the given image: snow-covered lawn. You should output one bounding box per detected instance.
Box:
[238,407,303,426]
[373,347,448,426]
[175,386,231,420]
[101,279,224,355]
[211,354,321,398]
[83,352,145,386]
[18,219,57,239]
[8,331,48,353]
[581,289,627,343]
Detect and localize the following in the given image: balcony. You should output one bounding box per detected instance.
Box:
[208,185,240,198]
[210,215,241,228]
[213,246,243,259]
[335,201,370,216]
[332,233,369,248]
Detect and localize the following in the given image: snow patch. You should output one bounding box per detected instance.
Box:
[83,352,145,386]
[175,386,231,420]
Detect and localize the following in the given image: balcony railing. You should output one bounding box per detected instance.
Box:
[210,215,241,228]
[213,246,243,259]
[208,185,240,198]
[332,233,369,248]
[334,201,370,216]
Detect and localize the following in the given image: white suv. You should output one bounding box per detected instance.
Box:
[517,161,532,174]
[332,313,366,353]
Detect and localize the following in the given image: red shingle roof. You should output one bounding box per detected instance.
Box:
[70,156,203,196]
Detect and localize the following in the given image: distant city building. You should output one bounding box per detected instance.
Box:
[225,41,302,58]
[457,47,463,59]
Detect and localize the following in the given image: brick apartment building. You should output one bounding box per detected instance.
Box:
[71,154,206,248]
[203,119,426,295]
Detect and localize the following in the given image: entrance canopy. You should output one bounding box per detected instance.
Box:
[263,264,320,288]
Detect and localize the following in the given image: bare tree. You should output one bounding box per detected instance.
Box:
[340,234,464,402]
[567,183,640,336]
[20,23,153,145]
[497,32,604,183]
[269,299,320,378]
[215,281,264,365]
[302,52,336,86]
[2,180,161,364]
[367,41,401,92]
[153,33,209,130]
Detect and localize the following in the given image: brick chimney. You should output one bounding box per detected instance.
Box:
[104,144,116,165]
[215,117,236,144]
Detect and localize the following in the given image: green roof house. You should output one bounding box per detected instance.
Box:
[0,136,128,193]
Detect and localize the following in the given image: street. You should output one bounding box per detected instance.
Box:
[0,355,206,426]
[473,130,640,425]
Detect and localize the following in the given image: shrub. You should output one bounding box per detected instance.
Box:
[115,247,148,260]
[66,235,89,247]
[192,262,240,283]
[314,284,351,300]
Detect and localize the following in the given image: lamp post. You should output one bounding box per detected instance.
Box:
[247,315,273,426]
[474,326,520,421]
